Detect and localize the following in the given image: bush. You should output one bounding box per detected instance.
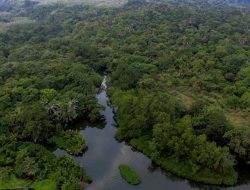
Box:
[49,130,87,155]
[240,92,250,108]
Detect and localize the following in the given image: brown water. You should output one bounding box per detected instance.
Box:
[54,77,250,190]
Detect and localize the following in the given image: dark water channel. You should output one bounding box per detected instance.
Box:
[54,77,250,190]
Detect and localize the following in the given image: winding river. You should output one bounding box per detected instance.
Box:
[54,77,250,190]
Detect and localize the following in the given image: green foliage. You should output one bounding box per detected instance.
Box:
[0,0,250,187]
[49,130,87,155]
[240,92,250,109]
[0,138,85,189]
[113,90,185,140]
[32,179,57,190]
[226,95,240,109]
[0,168,31,189]
[224,126,250,164]
[152,118,235,173]
[0,60,102,141]
[13,103,54,143]
[119,164,141,185]
[192,106,231,145]
[130,136,237,185]
[61,181,82,190]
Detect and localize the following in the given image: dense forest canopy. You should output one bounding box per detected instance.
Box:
[0,0,250,189]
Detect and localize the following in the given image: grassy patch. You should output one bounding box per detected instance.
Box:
[226,110,250,127]
[0,176,30,189]
[32,179,57,190]
[50,130,87,155]
[0,168,31,189]
[119,164,141,185]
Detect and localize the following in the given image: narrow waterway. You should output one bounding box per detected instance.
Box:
[54,77,250,190]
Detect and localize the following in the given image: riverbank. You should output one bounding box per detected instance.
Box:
[56,77,204,190]
[130,136,238,186]
[0,141,86,190]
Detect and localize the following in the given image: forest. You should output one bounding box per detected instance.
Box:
[0,0,250,189]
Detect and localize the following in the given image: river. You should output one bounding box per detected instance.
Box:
[54,77,250,190]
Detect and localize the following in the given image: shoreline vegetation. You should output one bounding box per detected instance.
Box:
[0,0,250,188]
[111,87,240,186]
[0,138,85,190]
[130,136,237,186]
[49,130,87,156]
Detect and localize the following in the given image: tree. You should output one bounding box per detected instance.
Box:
[14,103,54,143]
[224,126,250,163]
[153,117,235,173]
[192,106,230,145]
[41,88,57,104]
[57,100,78,128]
